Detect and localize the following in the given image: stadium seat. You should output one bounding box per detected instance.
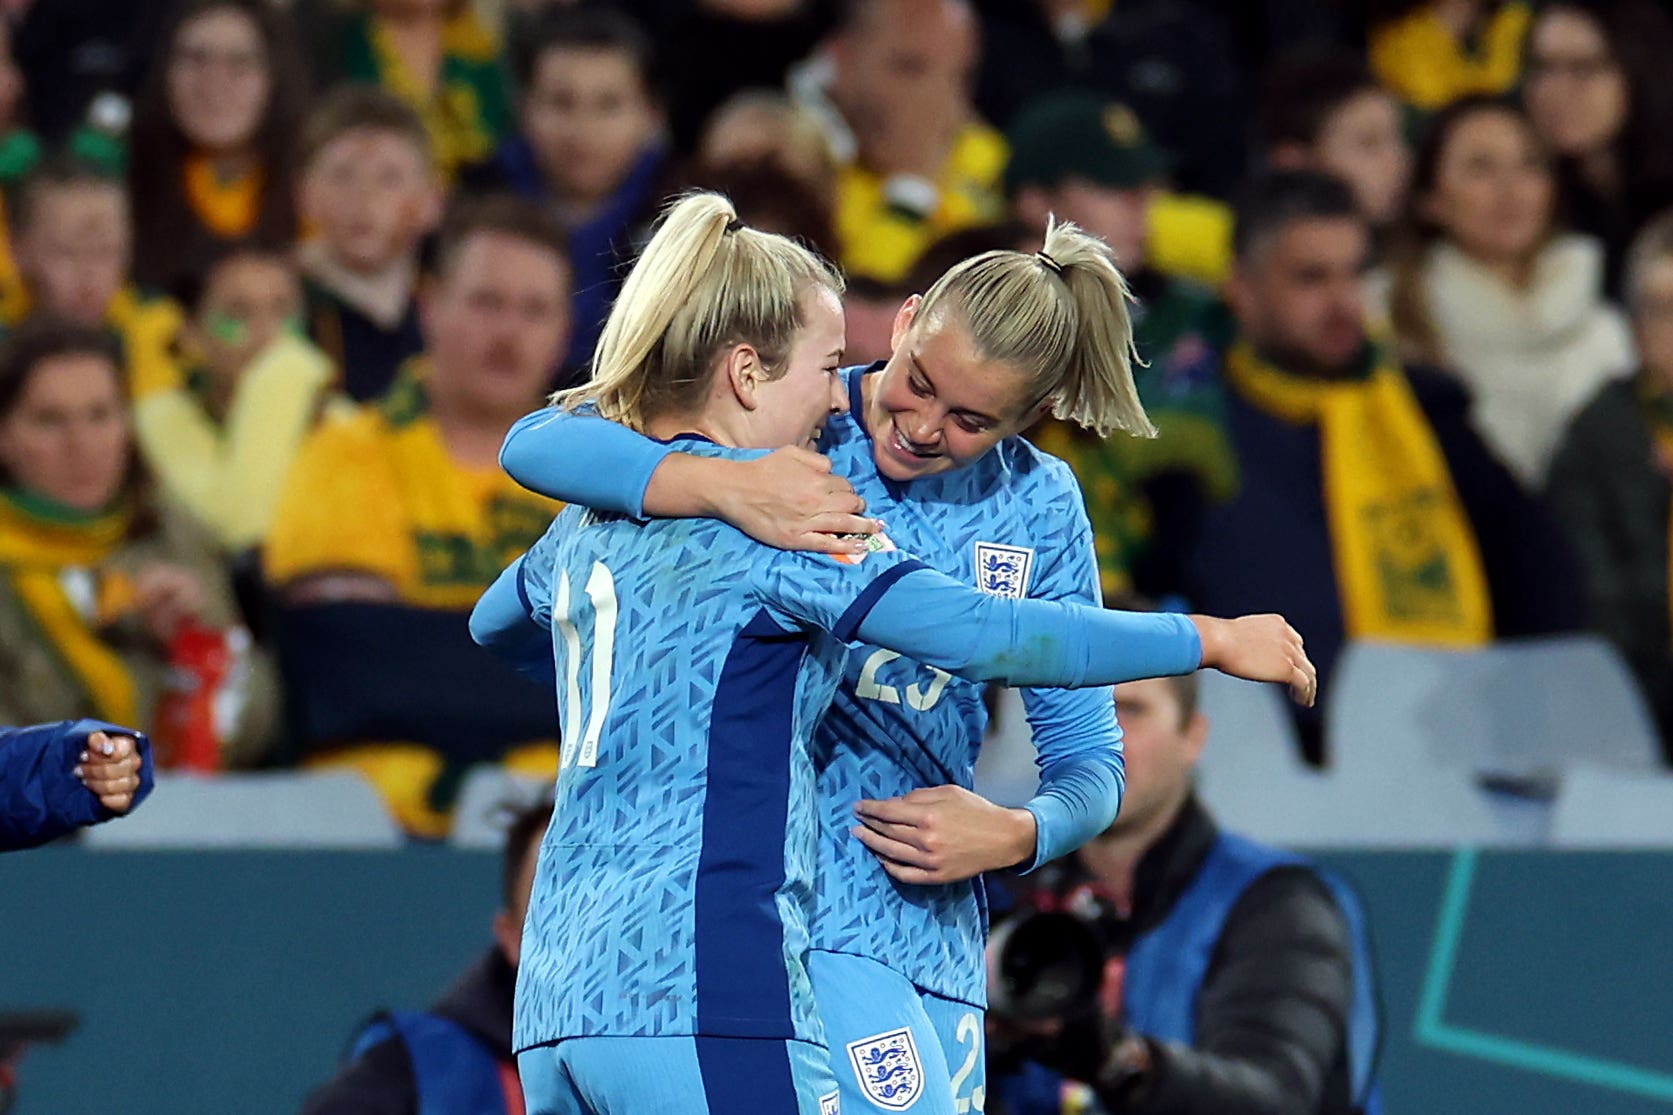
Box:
[1550,765,1673,847]
[978,676,1518,847]
[449,766,553,849]
[81,770,403,849]
[1194,674,1331,842]
[1194,675,1515,846]
[1194,673,1304,791]
[1327,635,1662,781]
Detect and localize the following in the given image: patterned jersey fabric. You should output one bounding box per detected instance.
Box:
[808,366,1124,1008]
[512,437,925,1052]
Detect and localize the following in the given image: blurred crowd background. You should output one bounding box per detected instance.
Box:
[3,0,1673,845]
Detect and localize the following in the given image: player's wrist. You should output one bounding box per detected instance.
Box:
[1005,806,1040,868]
[1184,615,1220,670]
[652,454,732,521]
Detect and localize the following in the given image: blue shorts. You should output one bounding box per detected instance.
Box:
[810,950,988,1114]
[518,1035,840,1115]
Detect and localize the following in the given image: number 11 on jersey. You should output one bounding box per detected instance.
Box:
[553,561,618,769]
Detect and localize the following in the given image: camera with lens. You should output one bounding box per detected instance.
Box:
[986,905,1106,1029]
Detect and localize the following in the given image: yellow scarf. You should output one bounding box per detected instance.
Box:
[1225,342,1493,646]
[184,154,263,239]
[836,122,1008,284]
[0,491,139,723]
[1370,1,1532,110]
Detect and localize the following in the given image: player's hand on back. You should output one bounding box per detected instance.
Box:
[716,447,884,555]
[1189,613,1318,707]
[852,784,1037,884]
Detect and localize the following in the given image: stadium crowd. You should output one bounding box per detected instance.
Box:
[2,0,1672,837]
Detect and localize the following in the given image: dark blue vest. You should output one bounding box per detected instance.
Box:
[999,832,1382,1114]
[352,1011,516,1115]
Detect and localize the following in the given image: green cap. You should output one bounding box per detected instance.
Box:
[1004,93,1170,195]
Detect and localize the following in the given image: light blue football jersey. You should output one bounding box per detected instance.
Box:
[807,366,1124,1008]
[510,438,927,1054]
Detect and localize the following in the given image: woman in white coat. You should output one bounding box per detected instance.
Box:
[1381,96,1633,486]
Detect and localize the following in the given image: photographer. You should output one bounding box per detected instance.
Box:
[301,795,553,1114]
[987,669,1380,1115]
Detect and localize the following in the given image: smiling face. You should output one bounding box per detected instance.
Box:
[748,285,849,449]
[863,298,1042,481]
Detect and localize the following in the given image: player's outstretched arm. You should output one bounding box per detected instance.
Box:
[854,570,1317,705]
[499,407,878,554]
[1188,614,1317,706]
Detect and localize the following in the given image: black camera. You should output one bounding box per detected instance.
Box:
[986,908,1106,1024]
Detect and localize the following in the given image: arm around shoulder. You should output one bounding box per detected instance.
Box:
[499,407,671,515]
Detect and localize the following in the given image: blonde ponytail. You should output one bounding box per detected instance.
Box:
[915,217,1155,439]
[553,191,844,431]
[1039,219,1154,438]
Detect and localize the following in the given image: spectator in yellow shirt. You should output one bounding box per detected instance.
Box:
[794,0,1007,284]
[264,196,570,836]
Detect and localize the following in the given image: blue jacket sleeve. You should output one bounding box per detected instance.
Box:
[470,556,558,688]
[0,719,154,851]
[1011,462,1130,871]
[853,568,1202,690]
[500,408,673,517]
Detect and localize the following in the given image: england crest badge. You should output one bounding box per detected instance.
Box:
[820,1090,842,1115]
[974,542,1035,598]
[846,1027,924,1110]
